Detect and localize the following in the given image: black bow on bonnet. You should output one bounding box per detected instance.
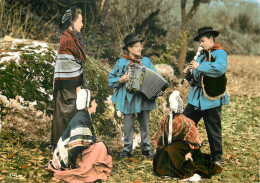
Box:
[62,9,72,26]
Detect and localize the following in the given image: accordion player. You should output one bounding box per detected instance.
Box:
[125,63,169,100]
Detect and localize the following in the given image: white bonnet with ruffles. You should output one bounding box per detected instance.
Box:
[168,90,183,144]
[169,90,183,114]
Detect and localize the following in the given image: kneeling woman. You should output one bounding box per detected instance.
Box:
[48,89,113,183]
[153,91,222,180]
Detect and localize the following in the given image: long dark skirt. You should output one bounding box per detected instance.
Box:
[51,88,77,147]
[153,142,222,179]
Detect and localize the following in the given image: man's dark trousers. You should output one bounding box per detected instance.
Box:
[183,104,222,161]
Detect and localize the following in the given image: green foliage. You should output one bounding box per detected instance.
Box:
[82,24,118,61]
[1,0,259,60]
[230,13,256,34]
[83,55,117,136]
[0,41,115,118]
[221,26,260,55]
[1,41,116,137]
[16,43,27,50]
[135,9,167,57]
[79,1,168,63]
[0,49,55,114]
[84,55,112,114]
[96,115,119,138]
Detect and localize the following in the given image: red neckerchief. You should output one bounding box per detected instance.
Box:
[209,42,223,51]
[203,42,223,62]
[123,54,142,65]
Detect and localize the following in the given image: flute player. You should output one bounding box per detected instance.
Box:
[183,27,229,167]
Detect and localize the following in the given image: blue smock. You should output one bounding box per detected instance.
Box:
[187,49,229,110]
[108,57,157,114]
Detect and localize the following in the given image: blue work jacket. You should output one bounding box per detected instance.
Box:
[187,49,229,110]
[108,57,157,114]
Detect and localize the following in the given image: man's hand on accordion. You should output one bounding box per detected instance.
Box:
[119,74,129,84]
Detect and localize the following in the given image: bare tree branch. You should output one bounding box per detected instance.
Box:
[121,1,130,33]
[181,0,187,24]
[186,0,200,21]
[89,4,95,29]
[98,0,106,16]
[39,13,58,37]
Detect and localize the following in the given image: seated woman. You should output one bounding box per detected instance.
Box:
[153,91,222,181]
[47,89,113,183]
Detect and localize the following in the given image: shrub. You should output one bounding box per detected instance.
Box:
[1,40,118,136]
[0,44,55,114]
[83,56,118,136]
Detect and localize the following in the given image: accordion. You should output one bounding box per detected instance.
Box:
[125,63,169,100]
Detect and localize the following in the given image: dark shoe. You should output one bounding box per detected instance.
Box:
[142,150,154,158]
[119,151,131,157]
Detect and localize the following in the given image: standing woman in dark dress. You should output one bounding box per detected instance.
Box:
[51,7,88,148]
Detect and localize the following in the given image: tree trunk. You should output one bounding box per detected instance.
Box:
[178,24,188,74]
[178,0,187,74]
[177,0,201,74]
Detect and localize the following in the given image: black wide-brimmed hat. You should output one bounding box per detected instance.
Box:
[122,33,143,50]
[194,27,219,41]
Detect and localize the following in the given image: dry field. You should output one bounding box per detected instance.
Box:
[226,55,260,98]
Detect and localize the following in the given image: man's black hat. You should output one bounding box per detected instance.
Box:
[122,33,143,50]
[194,27,219,41]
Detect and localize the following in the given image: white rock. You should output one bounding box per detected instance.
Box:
[132,133,141,150]
[155,64,174,82]
[181,173,202,182]
[121,133,141,150]
[4,35,13,42]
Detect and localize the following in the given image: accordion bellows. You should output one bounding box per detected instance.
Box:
[126,63,169,100]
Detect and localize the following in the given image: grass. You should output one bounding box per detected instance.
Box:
[0,95,259,183]
[0,55,259,182]
[106,95,260,183]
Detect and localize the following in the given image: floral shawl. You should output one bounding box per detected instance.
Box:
[153,114,203,149]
